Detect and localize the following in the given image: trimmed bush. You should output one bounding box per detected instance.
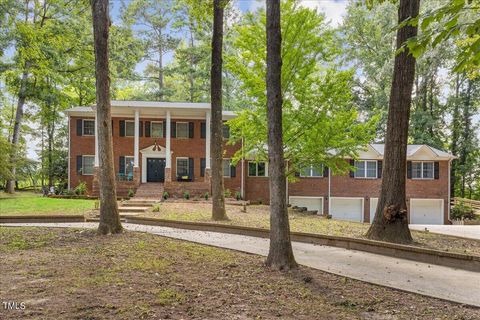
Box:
[74,182,87,196]
[204,192,209,200]
[183,191,190,200]
[451,203,476,220]
[163,191,169,200]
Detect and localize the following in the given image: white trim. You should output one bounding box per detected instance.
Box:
[175,121,189,139]
[176,157,189,177]
[82,119,95,136]
[140,144,168,183]
[82,155,95,176]
[150,120,164,138]
[166,111,171,168]
[289,196,324,215]
[411,161,435,180]
[134,111,139,167]
[330,197,365,223]
[247,161,268,177]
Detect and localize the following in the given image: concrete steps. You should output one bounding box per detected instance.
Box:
[134,183,164,199]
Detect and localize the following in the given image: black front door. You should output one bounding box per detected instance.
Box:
[146,158,166,182]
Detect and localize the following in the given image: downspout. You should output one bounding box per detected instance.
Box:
[67,114,71,190]
[328,167,331,215]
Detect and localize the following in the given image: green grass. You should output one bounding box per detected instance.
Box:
[0,192,95,216]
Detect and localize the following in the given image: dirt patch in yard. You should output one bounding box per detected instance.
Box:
[142,202,480,257]
[0,227,478,320]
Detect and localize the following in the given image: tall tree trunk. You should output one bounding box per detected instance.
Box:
[189,25,195,103]
[158,28,164,101]
[265,0,297,270]
[450,74,461,197]
[366,0,420,244]
[6,68,29,194]
[210,0,227,221]
[459,79,472,198]
[92,0,123,234]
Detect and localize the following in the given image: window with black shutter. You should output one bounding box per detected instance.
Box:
[189,122,194,138]
[188,158,194,181]
[76,119,83,136]
[76,155,83,174]
[200,122,206,139]
[119,120,126,137]
[200,158,206,177]
[145,121,151,137]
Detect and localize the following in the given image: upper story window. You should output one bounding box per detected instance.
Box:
[151,121,163,138]
[222,124,230,139]
[412,161,434,179]
[125,121,135,137]
[248,161,267,177]
[300,165,323,177]
[82,155,95,175]
[83,120,95,136]
[354,160,377,179]
[176,122,189,139]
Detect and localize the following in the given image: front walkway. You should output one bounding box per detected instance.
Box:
[2,222,479,307]
[410,224,480,240]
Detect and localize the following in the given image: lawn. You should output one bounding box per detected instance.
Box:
[1,227,478,319]
[0,192,95,216]
[142,202,480,256]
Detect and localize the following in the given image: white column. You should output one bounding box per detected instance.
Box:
[205,111,211,169]
[166,110,171,168]
[134,110,139,167]
[94,114,99,167]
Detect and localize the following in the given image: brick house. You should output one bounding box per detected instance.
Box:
[66,101,455,225]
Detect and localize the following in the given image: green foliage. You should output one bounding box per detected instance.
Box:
[224,189,232,198]
[74,182,87,196]
[152,204,160,212]
[183,191,190,200]
[235,191,242,201]
[451,202,476,220]
[128,189,135,198]
[227,0,378,175]
[204,192,209,200]
[163,191,169,200]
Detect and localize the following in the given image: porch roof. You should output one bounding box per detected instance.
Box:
[65,100,236,120]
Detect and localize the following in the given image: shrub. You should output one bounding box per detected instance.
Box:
[74,182,87,195]
[224,189,232,198]
[183,191,190,200]
[204,192,209,200]
[235,191,242,201]
[152,204,160,212]
[451,203,476,220]
[128,189,134,198]
[65,189,75,196]
[163,191,169,200]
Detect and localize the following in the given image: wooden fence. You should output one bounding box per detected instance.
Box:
[451,197,480,215]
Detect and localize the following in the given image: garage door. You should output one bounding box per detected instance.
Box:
[369,198,378,223]
[289,196,323,214]
[330,198,363,222]
[410,199,444,225]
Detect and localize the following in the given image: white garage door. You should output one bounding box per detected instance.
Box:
[410,199,444,225]
[330,198,363,222]
[289,196,323,214]
[369,198,378,223]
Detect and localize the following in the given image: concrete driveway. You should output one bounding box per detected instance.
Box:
[410,225,480,240]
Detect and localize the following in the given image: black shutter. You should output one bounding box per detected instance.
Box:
[323,166,329,177]
[111,120,114,136]
[119,156,125,174]
[139,121,143,137]
[349,159,355,178]
[76,119,83,136]
[189,122,194,138]
[119,120,125,137]
[434,161,439,179]
[188,158,194,181]
[76,155,83,174]
[230,164,236,177]
[377,160,382,179]
[163,121,166,138]
[171,122,176,138]
[200,158,206,177]
[407,161,412,179]
[145,121,151,137]
[200,122,206,139]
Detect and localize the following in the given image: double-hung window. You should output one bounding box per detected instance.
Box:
[176,158,189,177]
[248,161,267,177]
[354,160,377,178]
[151,121,163,138]
[82,156,95,175]
[223,159,231,177]
[124,156,134,177]
[83,120,95,136]
[300,165,323,177]
[412,161,434,179]
[125,121,135,137]
[176,122,189,139]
